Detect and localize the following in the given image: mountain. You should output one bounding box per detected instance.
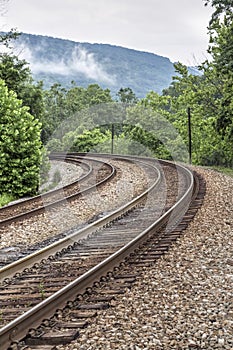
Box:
[13,33,186,98]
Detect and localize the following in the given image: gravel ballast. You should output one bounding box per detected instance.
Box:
[56,168,233,350]
[39,160,84,192]
[0,159,149,249]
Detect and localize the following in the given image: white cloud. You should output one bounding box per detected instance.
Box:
[69,47,115,84]
[5,0,213,65]
[0,44,10,54]
[15,41,115,85]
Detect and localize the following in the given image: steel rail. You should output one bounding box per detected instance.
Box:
[0,156,91,214]
[0,159,193,350]
[0,157,160,282]
[0,158,161,349]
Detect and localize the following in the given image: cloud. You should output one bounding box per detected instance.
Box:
[0,43,10,54]
[15,41,115,85]
[5,0,212,65]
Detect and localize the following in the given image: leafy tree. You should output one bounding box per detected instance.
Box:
[141,1,233,166]
[204,0,233,26]
[42,83,69,142]
[0,54,30,92]
[0,79,42,197]
[136,59,232,166]
[0,33,45,124]
[170,63,232,165]
[46,127,109,153]
[63,128,109,152]
[203,0,233,140]
[0,28,20,48]
[209,23,233,139]
[0,54,45,121]
[84,84,112,105]
[43,83,113,142]
[0,30,48,193]
[123,102,188,160]
[65,82,86,114]
[116,87,138,104]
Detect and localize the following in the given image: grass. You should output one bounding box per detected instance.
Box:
[208,166,233,178]
[0,193,15,208]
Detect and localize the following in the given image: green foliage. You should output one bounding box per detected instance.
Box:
[124,124,162,156]
[0,30,45,125]
[0,54,31,93]
[0,193,15,207]
[0,80,43,197]
[46,127,110,153]
[204,0,233,27]
[84,84,112,105]
[207,166,233,178]
[116,87,138,104]
[0,50,45,125]
[43,83,113,142]
[46,138,63,152]
[172,68,232,166]
[0,31,50,196]
[0,29,20,48]
[203,0,233,141]
[42,83,69,142]
[138,52,232,166]
[95,131,132,154]
[124,103,188,161]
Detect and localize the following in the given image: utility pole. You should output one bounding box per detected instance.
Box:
[111,123,114,154]
[187,107,192,164]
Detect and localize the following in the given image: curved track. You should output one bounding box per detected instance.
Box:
[0,155,204,350]
[0,155,147,267]
[0,156,115,228]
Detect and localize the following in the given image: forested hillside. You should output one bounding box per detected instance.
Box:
[12,33,179,97]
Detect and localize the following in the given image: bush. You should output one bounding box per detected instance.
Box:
[0,193,15,207]
[0,79,43,197]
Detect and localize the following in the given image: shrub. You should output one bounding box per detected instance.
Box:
[0,79,43,197]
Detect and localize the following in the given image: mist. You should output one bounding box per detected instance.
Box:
[15,41,115,85]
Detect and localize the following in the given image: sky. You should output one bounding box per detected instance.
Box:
[1,0,213,65]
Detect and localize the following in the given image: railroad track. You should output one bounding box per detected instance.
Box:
[0,155,115,227]
[0,155,160,279]
[0,155,205,350]
[0,155,117,266]
[0,155,147,268]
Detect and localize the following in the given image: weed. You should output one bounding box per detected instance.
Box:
[39,281,46,300]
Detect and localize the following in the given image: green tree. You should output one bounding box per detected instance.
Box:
[42,83,68,142]
[0,54,45,120]
[85,84,112,105]
[0,29,45,132]
[0,28,20,48]
[138,60,232,166]
[204,0,233,26]
[116,87,138,104]
[123,103,187,160]
[62,128,109,152]
[0,79,42,197]
[47,127,109,153]
[43,83,113,142]
[209,23,233,139]
[0,54,30,92]
[203,0,233,140]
